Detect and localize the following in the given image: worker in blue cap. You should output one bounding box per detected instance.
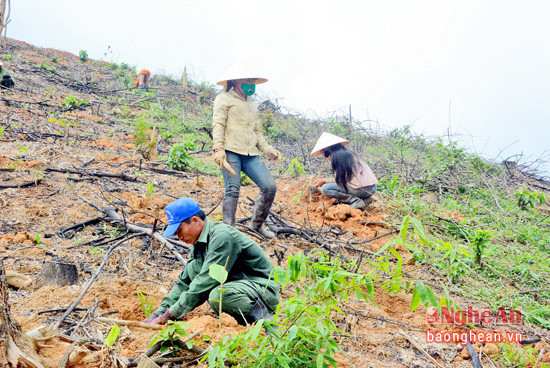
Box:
[144,197,279,326]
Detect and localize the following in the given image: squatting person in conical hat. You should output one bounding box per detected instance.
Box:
[311,132,378,210]
[212,59,282,239]
[144,197,279,326]
[135,69,151,92]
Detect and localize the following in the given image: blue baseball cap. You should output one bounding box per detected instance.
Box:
[162,197,202,237]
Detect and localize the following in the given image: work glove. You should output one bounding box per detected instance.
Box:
[150,310,173,325]
[268,148,282,162]
[214,149,226,168]
[142,313,158,324]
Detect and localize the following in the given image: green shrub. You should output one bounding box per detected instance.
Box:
[166,142,196,171]
[79,50,88,62]
[64,95,89,109]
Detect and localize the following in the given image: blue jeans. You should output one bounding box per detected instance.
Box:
[320,183,377,201]
[222,151,277,198]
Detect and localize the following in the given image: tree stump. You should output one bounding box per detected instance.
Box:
[37,260,79,287]
[0,259,45,368]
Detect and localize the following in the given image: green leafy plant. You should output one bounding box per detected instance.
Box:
[166,142,195,171]
[377,175,401,195]
[3,54,13,61]
[51,56,61,63]
[40,62,57,73]
[470,230,492,267]
[411,281,439,312]
[146,182,154,198]
[516,188,546,210]
[137,288,155,318]
[204,251,411,367]
[79,50,88,62]
[498,343,549,367]
[89,246,105,255]
[209,262,229,328]
[103,224,122,238]
[150,321,191,354]
[284,157,306,177]
[64,95,89,109]
[240,172,251,186]
[104,324,120,347]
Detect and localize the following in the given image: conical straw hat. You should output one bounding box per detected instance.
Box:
[310,132,350,156]
[217,58,268,86]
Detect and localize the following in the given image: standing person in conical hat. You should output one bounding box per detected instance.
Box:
[212,59,282,239]
[311,132,378,210]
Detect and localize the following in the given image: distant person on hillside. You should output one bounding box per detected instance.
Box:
[212,59,282,239]
[0,62,15,89]
[135,69,151,91]
[311,132,378,210]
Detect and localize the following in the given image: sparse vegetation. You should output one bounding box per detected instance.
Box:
[79,49,88,62]
[1,38,548,368]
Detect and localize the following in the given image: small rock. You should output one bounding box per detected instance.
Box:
[460,347,471,360]
[454,356,463,362]
[483,343,499,356]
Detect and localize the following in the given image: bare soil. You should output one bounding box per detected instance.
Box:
[1,39,548,367]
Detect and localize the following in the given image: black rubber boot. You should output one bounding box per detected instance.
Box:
[246,298,278,336]
[248,193,276,239]
[222,197,239,227]
[245,298,273,324]
[336,193,366,210]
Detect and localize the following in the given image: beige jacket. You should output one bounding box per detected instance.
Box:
[212,90,274,156]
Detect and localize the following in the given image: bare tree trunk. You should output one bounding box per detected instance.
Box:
[0,259,44,368]
[0,0,6,48]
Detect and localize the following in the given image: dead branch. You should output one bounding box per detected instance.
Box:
[399,330,446,368]
[58,217,105,238]
[0,178,43,189]
[465,342,482,368]
[101,206,188,264]
[46,167,141,182]
[59,338,103,368]
[96,317,164,330]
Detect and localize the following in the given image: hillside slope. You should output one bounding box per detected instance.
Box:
[1,38,549,368]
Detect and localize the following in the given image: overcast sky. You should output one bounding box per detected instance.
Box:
[8,0,550,175]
